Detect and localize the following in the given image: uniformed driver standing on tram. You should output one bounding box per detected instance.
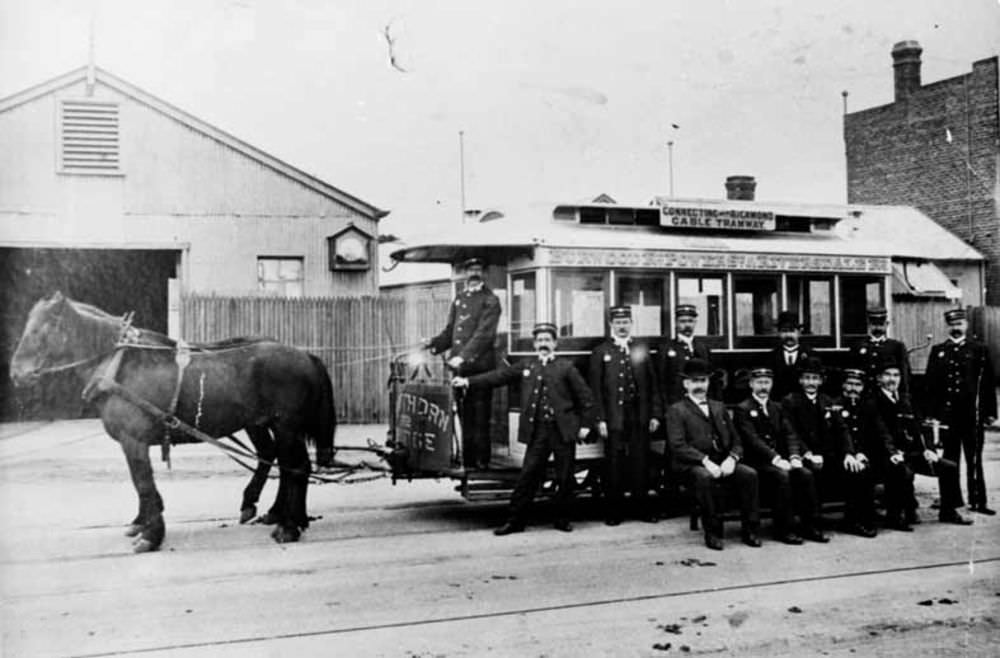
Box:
[425,257,501,470]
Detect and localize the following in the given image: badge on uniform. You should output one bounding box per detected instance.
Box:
[603,354,612,362]
[749,409,758,418]
[522,369,531,378]
[937,351,945,358]
[667,349,677,358]
[824,411,831,419]
[842,410,850,418]
[859,347,867,355]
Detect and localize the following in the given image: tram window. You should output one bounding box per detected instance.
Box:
[841,276,885,336]
[733,276,779,345]
[676,275,724,336]
[552,270,608,346]
[617,275,665,336]
[787,276,834,336]
[510,272,537,351]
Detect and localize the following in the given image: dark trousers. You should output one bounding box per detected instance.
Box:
[680,463,759,537]
[755,464,818,534]
[603,409,651,520]
[882,453,961,517]
[804,459,877,525]
[459,385,493,468]
[941,410,987,508]
[508,422,575,524]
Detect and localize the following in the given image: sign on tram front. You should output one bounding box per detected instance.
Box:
[658,203,775,232]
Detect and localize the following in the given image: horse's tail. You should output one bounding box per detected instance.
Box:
[308,353,337,468]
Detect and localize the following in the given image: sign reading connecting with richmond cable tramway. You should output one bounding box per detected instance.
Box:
[658,204,776,231]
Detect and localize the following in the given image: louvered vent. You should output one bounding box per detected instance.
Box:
[60,100,120,173]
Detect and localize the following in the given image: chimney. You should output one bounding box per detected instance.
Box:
[725,175,756,201]
[892,40,922,101]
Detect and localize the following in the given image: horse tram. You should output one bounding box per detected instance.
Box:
[383,192,982,500]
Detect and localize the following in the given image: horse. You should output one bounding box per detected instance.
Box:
[9,292,337,552]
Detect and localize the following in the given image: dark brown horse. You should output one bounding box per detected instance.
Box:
[9,292,336,552]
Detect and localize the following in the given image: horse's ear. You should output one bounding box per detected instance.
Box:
[51,290,64,302]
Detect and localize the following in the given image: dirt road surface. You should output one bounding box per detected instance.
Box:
[1,420,998,657]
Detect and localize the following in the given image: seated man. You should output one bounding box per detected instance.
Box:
[666,358,760,551]
[733,367,820,544]
[453,322,595,535]
[864,356,972,531]
[829,368,879,537]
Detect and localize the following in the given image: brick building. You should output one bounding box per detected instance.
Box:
[844,41,999,304]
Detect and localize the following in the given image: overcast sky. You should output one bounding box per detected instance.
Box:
[1,0,997,237]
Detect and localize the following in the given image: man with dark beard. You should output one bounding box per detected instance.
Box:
[830,368,879,537]
[849,307,911,397]
[453,322,595,535]
[923,308,997,515]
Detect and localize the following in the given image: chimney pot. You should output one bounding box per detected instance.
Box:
[892,40,922,101]
[725,175,756,201]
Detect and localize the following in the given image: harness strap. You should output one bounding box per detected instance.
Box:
[162,340,192,468]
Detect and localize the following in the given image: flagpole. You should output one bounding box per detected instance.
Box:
[459,130,467,224]
[667,141,674,198]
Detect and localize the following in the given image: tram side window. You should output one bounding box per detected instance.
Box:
[733,275,779,347]
[510,272,537,352]
[676,275,724,337]
[552,270,608,349]
[841,276,885,336]
[787,276,834,340]
[617,274,665,337]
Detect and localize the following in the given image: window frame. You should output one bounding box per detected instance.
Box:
[549,268,610,352]
[674,272,728,350]
[839,275,886,341]
[613,270,669,341]
[256,256,305,298]
[731,273,781,349]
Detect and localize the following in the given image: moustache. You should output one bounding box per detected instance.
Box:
[870,327,886,336]
[949,328,964,338]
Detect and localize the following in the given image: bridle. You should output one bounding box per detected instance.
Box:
[21,309,137,380]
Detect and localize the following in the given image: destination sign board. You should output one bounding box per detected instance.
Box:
[658,204,776,231]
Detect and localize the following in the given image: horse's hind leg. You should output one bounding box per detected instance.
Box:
[240,426,274,524]
[120,435,165,553]
[269,431,311,544]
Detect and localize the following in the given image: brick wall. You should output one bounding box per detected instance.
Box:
[845,56,999,304]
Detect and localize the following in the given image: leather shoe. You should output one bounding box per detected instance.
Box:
[776,532,804,545]
[741,531,762,548]
[638,513,660,524]
[801,527,830,543]
[904,510,922,525]
[970,505,996,516]
[493,522,525,536]
[605,517,622,527]
[704,534,723,551]
[886,519,913,532]
[938,510,973,525]
[553,519,573,532]
[846,523,878,538]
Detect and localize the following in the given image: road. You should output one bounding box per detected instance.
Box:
[1,420,998,657]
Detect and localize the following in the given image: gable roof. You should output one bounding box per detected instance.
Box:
[0,66,388,220]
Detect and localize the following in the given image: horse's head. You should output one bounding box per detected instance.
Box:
[10,292,77,386]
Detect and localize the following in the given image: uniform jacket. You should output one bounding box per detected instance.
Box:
[429,285,501,375]
[863,389,923,457]
[924,337,997,420]
[831,395,867,456]
[733,396,799,465]
[666,397,743,467]
[850,336,911,396]
[589,338,662,433]
[781,391,851,459]
[657,336,713,405]
[468,356,595,445]
[768,345,812,399]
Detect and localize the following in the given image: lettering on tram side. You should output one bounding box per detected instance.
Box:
[659,205,777,231]
[545,248,892,273]
[396,389,452,454]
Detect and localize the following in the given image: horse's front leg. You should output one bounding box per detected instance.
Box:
[120,434,165,553]
[240,426,275,524]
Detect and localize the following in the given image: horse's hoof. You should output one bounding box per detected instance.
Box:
[124,524,143,537]
[239,506,257,524]
[270,526,301,544]
[256,511,279,526]
[132,538,158,553]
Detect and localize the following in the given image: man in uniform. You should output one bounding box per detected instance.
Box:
[589,306,662,525]
[849,307,911,396]
[866,356,971,529]
[829,368,879,537]
[426,257,501,470]
[769,311,813,399]
[453,322,595,535]
[924,308,997,515]
[733,367,820,545]
[666,358,760,551]
[658,304,714,406]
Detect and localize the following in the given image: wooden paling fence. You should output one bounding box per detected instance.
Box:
[181,295,451,423]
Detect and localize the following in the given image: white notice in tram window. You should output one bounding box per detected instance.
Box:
[572,290,605,337]
[631,305,662,336]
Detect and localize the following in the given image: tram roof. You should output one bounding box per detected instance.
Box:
[389,200,984,265]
